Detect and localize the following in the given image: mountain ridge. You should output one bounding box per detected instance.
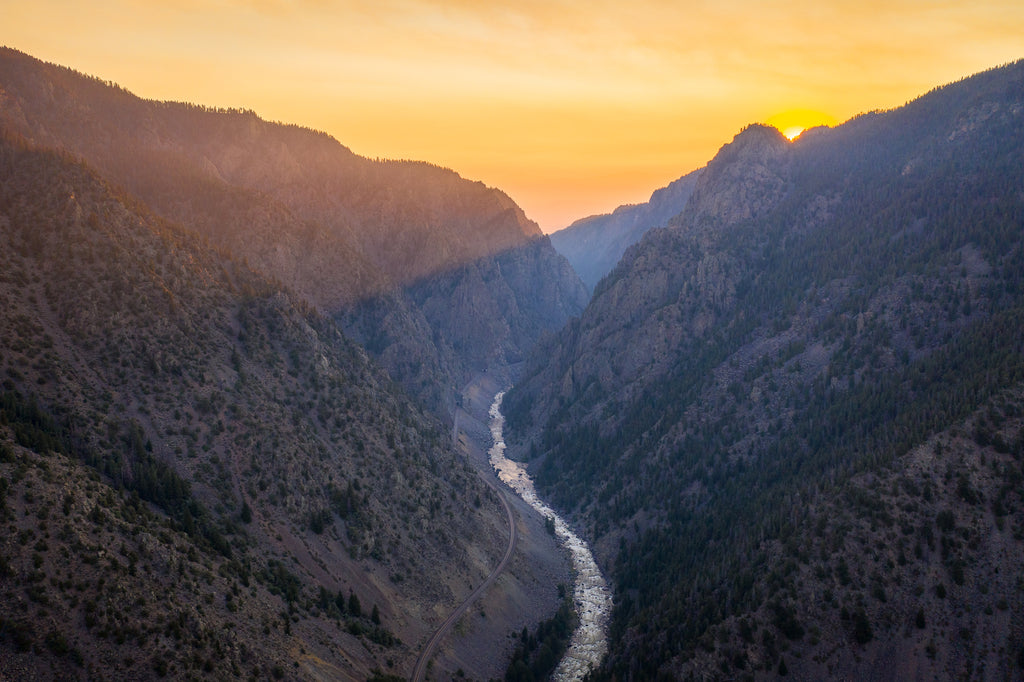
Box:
[0,45,542,300]
[5,42,1024,681]
[0,59,571,679]
[0,130,504,678]
[549,168,702,292]
[0,45,588,412]
[505,57,1024,679]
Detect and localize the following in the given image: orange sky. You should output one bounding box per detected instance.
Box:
[4,0,1024,231]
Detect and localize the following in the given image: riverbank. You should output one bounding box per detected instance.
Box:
[417,370,572,680]
[488,393,612,680]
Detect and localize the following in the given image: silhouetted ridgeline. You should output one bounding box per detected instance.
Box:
[506,59,1024,679]
[0,46,587,411]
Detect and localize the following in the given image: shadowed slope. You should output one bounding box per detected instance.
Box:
[0,46,587,410]
[0,132,515,679]
[506,59,1024,679]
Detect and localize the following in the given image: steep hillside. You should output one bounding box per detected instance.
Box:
[0,132,516,679]
[0,47,587,409]
[679,395,1024,680]
[505,60,1024,678]
[0,47,540,295]
[340,236,587,408]
[549,169,702,291]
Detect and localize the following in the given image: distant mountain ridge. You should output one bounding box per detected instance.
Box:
[549,169,701,291]
[0,46,588,409]
[505,59,1024,679]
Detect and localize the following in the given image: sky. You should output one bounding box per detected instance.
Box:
[4,1,1024,232]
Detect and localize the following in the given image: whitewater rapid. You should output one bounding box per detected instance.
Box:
[488,392,611,680]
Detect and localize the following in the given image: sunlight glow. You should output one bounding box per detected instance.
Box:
[766,109,840,142]
[4,1,1024,231]
[782,126,805,141]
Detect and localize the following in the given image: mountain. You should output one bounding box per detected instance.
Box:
[0,129,543,679]
[505,60,1024,679]
[0,47,588,410]
[548,169,702,292]
[0,46,585,678]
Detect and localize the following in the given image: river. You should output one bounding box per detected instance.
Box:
[487,392,611,680]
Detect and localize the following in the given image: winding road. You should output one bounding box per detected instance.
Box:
[411,457,517,681]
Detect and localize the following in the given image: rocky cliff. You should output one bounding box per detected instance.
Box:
[506,60,1024,679]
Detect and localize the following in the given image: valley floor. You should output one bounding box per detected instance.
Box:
[414,369,572,680]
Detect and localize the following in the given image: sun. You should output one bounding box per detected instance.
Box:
[781,126,805,141]
[765,109,839,141]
